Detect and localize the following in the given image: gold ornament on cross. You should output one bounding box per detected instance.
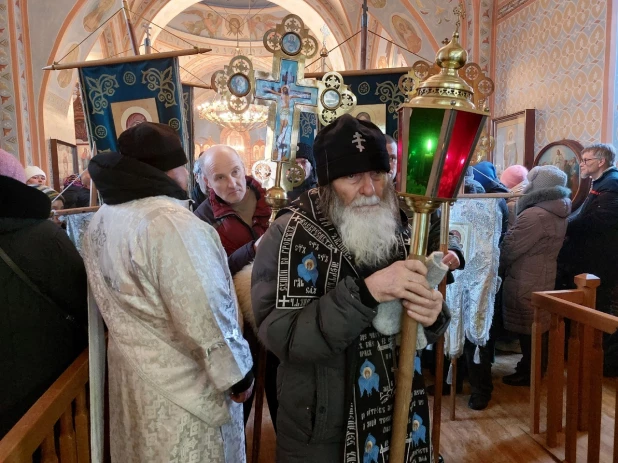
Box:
[210,55,259,115]
[317,72,357,125]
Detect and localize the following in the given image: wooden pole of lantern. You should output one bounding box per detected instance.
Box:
[390,200,435,463]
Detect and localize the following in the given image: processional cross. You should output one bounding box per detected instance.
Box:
[255,60,319,162]
[254,15,320,165]
[251,14,321,220]
[247,14,356,220]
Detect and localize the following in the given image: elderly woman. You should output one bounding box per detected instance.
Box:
[24,166,47,186]
[0,150,86,437]
[35,185,65,227]
[500,165,571,386]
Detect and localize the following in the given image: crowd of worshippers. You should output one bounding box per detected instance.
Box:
[1,116,617,463]
[0,163,93,229]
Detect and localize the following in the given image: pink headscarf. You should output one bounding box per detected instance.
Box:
[0,149,26,183]
[0,149,27,183]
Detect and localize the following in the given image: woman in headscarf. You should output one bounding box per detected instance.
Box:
[35,185,66,227]
[500,166,571,386]
[0,150,86,437]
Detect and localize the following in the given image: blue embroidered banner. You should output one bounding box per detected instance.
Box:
[299,111,317,149]
[79,57,188,154]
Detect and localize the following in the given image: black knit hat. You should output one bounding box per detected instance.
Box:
[313,114,389,186]
[118,122,188,172]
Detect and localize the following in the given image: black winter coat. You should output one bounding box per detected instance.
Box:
[62,184,91,209]
[0,175,87,438]
[251,190,450,462]
[558,167,618,315]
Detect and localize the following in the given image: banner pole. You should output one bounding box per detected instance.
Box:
[43,48,210,71]
[122,0,140,56]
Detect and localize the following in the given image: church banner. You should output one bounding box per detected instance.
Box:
[304,69,409,140]
[182,84,195,172]
[79,56,188,154]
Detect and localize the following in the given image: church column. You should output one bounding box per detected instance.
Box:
[4,0,38,166]
[0,0,20,159]
[607,0,618,145]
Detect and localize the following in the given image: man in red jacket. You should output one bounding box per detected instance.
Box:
[194,145,271,275]
[193,144,278,427]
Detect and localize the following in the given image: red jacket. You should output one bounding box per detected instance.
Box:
[194,176,271,274]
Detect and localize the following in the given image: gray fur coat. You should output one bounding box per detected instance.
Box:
[500,187,571,334]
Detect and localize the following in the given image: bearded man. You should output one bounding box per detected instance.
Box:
[251,114,450,462]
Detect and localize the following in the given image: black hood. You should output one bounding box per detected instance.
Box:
[89,152,188,205]
[0,175,51,221]
[289,146,318,201]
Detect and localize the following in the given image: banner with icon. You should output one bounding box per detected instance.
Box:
[79,56,188,154]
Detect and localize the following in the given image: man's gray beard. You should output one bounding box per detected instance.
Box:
[324,183,400,269]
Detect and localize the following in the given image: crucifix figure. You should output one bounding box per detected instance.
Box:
[256,59,318,162]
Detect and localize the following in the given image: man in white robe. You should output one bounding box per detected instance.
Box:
[83,122,254,463]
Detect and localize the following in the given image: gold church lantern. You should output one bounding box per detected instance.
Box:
[397,33,487,204]
[390,14,489,463]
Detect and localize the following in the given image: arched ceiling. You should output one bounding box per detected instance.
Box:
[199,0,275,8]
[34,0,474,166]
[166,4,294,43]
[55,0,468,122]
[122,0,467,83]
[146,0,347,75]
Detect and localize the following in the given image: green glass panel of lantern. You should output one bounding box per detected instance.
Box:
[405,107,446,196]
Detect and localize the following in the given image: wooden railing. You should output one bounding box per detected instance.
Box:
[0,350,90,463]
[530,274,618,463]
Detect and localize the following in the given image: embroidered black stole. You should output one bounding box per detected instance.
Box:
[276,190,432,463]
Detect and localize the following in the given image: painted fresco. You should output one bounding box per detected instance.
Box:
[494,0,607,153]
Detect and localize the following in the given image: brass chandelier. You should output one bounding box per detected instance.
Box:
[197,93,268,132]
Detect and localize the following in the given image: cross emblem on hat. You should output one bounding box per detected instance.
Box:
[352,132,366,152]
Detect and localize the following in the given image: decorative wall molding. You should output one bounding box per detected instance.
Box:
[479,0,493,73]
[0,0,18,158]
[12,0,33,164]
[497,0,535,21]
[495,0,607,154]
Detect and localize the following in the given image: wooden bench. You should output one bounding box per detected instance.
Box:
[0,350,90,463]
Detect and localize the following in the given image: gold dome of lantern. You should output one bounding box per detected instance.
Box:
[407,7,479,111]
